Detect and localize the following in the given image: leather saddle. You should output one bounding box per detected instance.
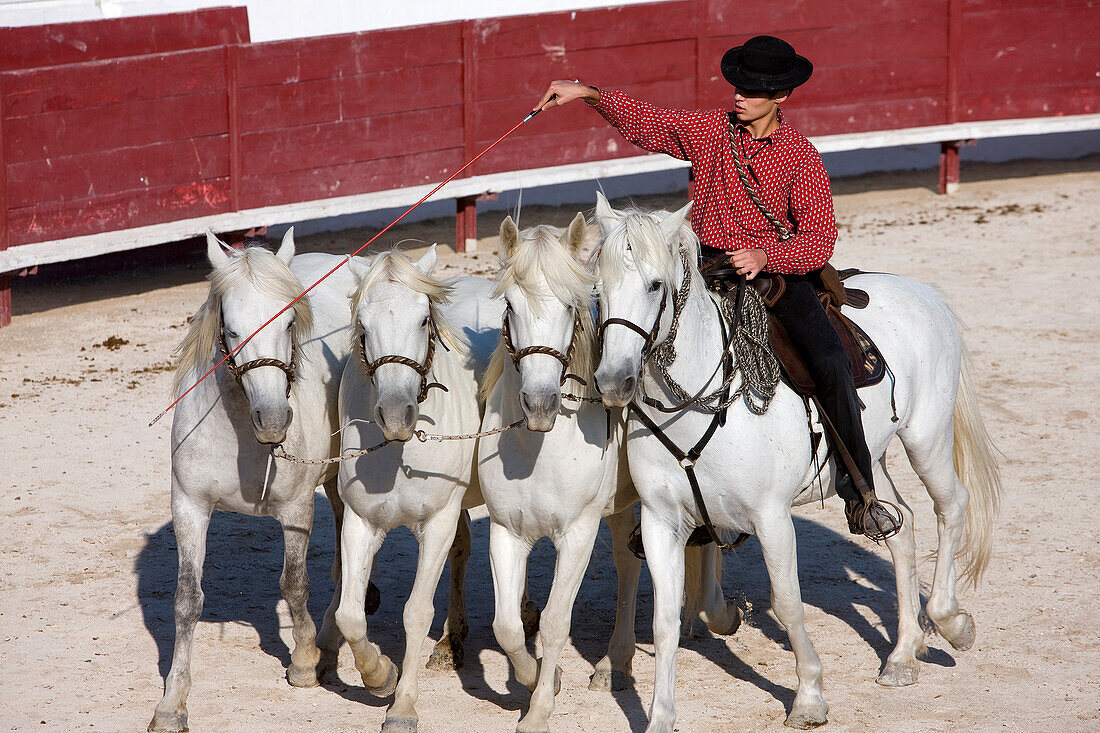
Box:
[701,261,886,397]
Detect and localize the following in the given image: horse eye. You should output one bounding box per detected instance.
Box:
[226,329,239,339]
[421,315,430,328]
[649,280,662,292]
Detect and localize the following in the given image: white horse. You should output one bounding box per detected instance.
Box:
[333,247,487,733]
[591,193,1001,732]
[151,232,365,732]
[477,215,741,733]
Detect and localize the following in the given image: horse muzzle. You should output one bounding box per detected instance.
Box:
[375,397,418,442]
[251,405,292,445]
[594,366,637,408]
[520,388,561,432]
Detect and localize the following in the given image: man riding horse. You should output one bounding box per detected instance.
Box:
[537,35,901,540]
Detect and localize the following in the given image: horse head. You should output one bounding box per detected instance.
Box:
[592,191,694,407]
[349,246,454,442]
[491,212,596,432]
[202,228,311,444]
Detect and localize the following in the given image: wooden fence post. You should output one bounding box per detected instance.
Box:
[226,44,242,212]
[0,72,9,326]
[457,22,478,253]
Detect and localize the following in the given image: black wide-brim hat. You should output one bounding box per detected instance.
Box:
[721,35,813,92]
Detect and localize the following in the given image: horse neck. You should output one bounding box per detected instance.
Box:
[649,284,726,390]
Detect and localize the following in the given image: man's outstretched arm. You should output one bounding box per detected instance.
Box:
[535,80,711,162]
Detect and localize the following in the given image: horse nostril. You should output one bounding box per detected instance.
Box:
[285,406,293,425]
[520,391,533,414]
[375,405,385,426]
[622,376,635,396]
[404,404,416,428]
[253,409,264,428]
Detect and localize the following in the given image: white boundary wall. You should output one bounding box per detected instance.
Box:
[0,0,656,40]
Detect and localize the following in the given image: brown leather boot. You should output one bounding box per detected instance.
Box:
[845,498,903,541]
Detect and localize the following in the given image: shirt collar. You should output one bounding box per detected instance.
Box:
[731,108,787,142]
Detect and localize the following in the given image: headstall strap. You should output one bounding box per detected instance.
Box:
[501,306,588,387]
[218,322,296,396]
[358,315,448,403]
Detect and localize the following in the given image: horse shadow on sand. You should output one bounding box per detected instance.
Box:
[136,497,956,730]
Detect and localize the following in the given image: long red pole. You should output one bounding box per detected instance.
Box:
[149,104,549,427]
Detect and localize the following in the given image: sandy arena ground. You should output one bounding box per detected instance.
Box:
[1,159,1098,732]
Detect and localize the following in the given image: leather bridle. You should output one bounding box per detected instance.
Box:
[219,320,296,396]
[358,313,449,403]
[500,303,588,387]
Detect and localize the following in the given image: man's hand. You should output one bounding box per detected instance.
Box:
[536,80,600,112]
[727,248,768,280]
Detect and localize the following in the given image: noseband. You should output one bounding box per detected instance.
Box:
[500,304,588,387]
[359,314,449,403]
[218,321,296,396]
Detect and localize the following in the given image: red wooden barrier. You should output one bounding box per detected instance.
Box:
[0,7,250,70]
[0,1,1096,325]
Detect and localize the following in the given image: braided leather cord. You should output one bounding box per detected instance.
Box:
[728,122,794,242]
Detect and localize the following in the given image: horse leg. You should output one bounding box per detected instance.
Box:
[697,543,741,636]
[756,513,828,729]
[489,523,539,690]
[334,512,398,697]
[899,423,975,651]
[148,493,213,733]
[277,497,322,688]
[873,459,925,687]
[518,519,600,733]
[316,478,344,680]
[427,509,471,672]
[590,506,640,692]
[384,502,463,733]
[640,509,686,733]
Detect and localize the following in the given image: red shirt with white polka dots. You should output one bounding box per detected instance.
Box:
[593,89,837,275]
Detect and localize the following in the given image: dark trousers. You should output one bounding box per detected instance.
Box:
[770,278,873,502]
[698,246,872,502]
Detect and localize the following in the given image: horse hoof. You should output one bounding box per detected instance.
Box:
[287,662,320,688]
[381,716,417,733]
[148,710,187,732]
[317,648,340,681]
[784,700,828,729]
[426,638,464,671]
[516,717,550,733]
[366,660,400,698]
[588,668,633,692]
[706,603,742,636]
[938,612,976,651]
[877,658,919,687]
[366,581,382,616]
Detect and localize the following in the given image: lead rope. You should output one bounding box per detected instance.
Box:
[729,122,794,242]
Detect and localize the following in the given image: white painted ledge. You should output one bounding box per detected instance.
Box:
[2,112,1098,273]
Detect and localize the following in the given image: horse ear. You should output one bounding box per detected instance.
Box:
[206,231,231,268]
[414,244,438,275]
[659,200,693,248]
[594,190,622,236]
[499,216,519,258]
[563,212,587,254]
[346,254,367,281]
[276,227,296,265]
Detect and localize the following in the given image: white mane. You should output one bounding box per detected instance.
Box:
[595,205,704,295]
[348,249,465,354]
[482,224,599,401]
[173,245,313,393]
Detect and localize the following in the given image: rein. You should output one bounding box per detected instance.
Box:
[500,305,588,387]
[358,314,449,404]
[218,321,296,396]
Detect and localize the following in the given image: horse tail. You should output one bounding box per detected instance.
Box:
[953,342,1003,587]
